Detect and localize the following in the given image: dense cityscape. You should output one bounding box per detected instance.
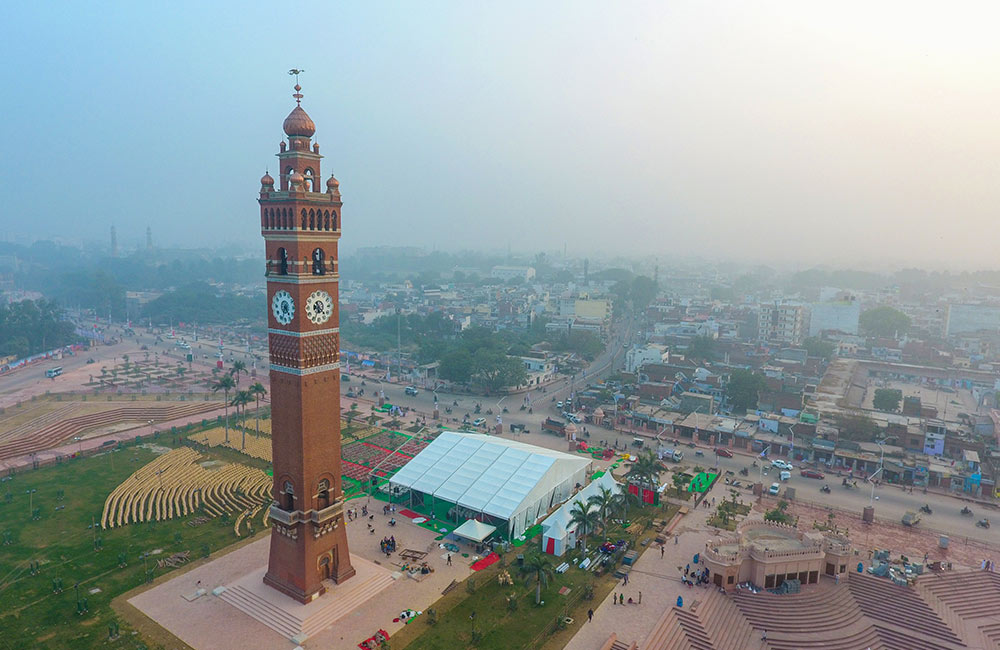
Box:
[3,3,1000,650]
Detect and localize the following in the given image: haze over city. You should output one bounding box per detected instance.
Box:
[2,1,998,267]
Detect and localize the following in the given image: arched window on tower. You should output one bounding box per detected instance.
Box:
[309,209,315,230]
[301,209,307,230]
[282,480,295,511]
[277,247,288,275]
[303,168,314,192]
[312,248,325,275]
[323,211,330,231]
[332,211,338,230]
[317,479,330,509]
[284,166,294,191]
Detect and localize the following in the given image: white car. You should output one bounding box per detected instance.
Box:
[771,460,793,471]
[769,482,781,495]
[472,417,486,427]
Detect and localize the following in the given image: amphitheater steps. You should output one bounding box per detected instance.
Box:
[695,591,758,650]
[217,585,300,639]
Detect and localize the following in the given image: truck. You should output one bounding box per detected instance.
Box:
[657,447,684,462]
[902,511,921,527]
[542,418,569,436]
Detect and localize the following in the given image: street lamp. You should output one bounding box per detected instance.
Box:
[73,436,83,454]
[868,439,886,507]
[26,488,37,515]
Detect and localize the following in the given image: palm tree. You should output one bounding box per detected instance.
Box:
[250,382,266,437]
[519,554,555,605]
[626,450,663,491]
[587,485,617,532]
[230,360,247,387]
[568,500,601,553]
[212,374,236,443]
[231,390,252,449]
[612,488,641,518]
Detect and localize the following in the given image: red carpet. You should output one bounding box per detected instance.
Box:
[470,552,500,571]
[398,509,421,519]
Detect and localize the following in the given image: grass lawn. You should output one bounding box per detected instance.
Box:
[393,502,676,650]
[0,437,257,650]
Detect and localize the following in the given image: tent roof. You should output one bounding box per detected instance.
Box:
[390,432,590,521]
[452,519,497,542]
[541,472,621,533]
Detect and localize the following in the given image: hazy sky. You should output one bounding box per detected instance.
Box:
[2,2,998,268]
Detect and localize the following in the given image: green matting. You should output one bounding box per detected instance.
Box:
[688,471,718,493]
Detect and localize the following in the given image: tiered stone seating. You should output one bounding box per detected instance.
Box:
[847,572,966,649]
[733,585,870,650]
[0,404,79,442]
[692,590,757,649]
[100,447,270,529]
[642,606,714,650]
[919,571,1000,620]
[0,402,222,460]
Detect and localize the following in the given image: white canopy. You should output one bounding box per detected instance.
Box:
[452,519,497,543]
[541,472,621,556]
[390,432,590,538]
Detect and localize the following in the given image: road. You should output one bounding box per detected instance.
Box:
[700,450,998,545]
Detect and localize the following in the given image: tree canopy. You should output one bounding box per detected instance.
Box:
[859,306,910,338]
[0,300,78,359]
[726,369,766,413]
[803,337,836,360]
[873,388,903,412]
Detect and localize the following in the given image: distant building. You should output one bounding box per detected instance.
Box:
[678,391,714,414]
[945,304,1000,335]
[626,344,669,374]
[758,302,810,346]
[491,266,536,282]
[809,298,860,336]
[574,298,612,321]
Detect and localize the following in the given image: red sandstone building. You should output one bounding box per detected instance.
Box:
[259,84,355,602]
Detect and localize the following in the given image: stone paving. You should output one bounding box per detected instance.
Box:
[564,501,718,650]
[129,500,473,649]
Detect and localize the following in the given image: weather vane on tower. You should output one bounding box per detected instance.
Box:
[289,68,305,105]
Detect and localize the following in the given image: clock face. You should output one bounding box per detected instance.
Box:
[271,290,295,325]
[305,290,334,324]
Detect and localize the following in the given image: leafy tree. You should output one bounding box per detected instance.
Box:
[625,451,663,490]
[439,349,474,384]
[0,300,78,358]
[873,388,902,412]
[688,336,717,361]
[834,412,880,442]
[472,349,527,392]
[764,500,793,524]
[568,501,600,552]
[859,306,910,338]
[519,554,555,605]
[726,369,766,413]
[630,276,659,311]
[231,390,252,448]
[229,360,247,387]
[803,337,835,360]
[212,374,236,443]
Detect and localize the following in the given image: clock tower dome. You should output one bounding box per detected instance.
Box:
[260,83,355,603]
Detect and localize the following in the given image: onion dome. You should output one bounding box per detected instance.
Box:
[283,105,316,138]
[260,172,274,188]
[326,175,340,191]
[593,407,605,419]
[289,171,305,189]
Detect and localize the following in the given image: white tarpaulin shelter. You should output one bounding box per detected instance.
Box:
[540,472,621,556]
[389,431,590,539]
[452,519,497,543]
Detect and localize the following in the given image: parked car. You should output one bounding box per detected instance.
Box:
[556,401,564,409]
[768,483,781,495]
[714,447,733,458]
[404,386,419,396]
[800,468,825,479]
[779,470,791,482]
[770,460,793,471]
[473,417,486,427]
[902,511,921,526]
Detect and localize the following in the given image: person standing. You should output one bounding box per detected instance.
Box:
[588,608,594,622]
[661,545,665,559]
[447,554,452,566]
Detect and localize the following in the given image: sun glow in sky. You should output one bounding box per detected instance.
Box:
[2,1,998,267]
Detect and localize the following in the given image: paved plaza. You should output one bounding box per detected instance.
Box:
[129,501,473,649]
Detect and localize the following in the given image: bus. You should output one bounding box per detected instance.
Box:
[45,367,63,378]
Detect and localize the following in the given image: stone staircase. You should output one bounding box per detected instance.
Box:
[693,590,759,649]
[218,571,395,642]
[917,571,1000,648]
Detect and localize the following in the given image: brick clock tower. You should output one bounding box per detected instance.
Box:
[259,83,355,603]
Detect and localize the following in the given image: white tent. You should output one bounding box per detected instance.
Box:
[389,432,590,538]
[452,519,497,543]
[541,472,620,556]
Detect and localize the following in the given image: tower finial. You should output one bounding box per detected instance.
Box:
[288,69,305,105]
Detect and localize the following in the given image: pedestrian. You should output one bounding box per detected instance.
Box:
[661,545,665,559]
[588,608,594,622]
[675,535,679,545]
[762,629,767,641]
[447,553,452,566]
[623,573,628,585]
[620,593,625,605]
[638,591,642,604]
[686,563,690,574]
[613,592,617,605]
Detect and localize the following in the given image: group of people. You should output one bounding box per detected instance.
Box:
[681,563,710,587]
[380,536,397,557]
[345,504,369,521]
[982,558,997,572]
[610,590,642,606]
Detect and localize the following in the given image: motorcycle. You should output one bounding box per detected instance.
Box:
[920,504,932,515]
[977,519,991,529]
[961,506,973,516]
[821,485,831,494]
[502,407,509,413]
[739,468,749,477]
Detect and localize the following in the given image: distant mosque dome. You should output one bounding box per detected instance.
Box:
[260,172,274,187]
[283,105,316,138]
